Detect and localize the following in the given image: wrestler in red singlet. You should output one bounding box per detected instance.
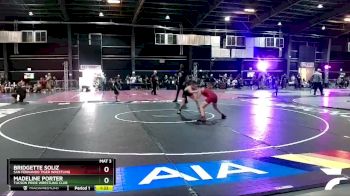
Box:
[198,83,226,122]
[201,88,218,104]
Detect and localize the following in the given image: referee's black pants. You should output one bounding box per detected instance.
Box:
[151,82,157,95]
[174,85,184,101]
[313,82,324,96]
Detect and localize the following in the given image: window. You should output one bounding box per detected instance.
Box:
[225,36,235,46]
[89,33,102,46]
[231,36,236,46]
[275,38,284,48]
[22,31,33,43]
[226,36,245,47]
[155,33,165,45]
[34,31,47,43]
[236,36,245,46]
[167,34,177,45]
[265,37,275,47]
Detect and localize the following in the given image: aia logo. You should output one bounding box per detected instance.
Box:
[321,168,349,190]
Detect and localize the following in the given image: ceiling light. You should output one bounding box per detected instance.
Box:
[165,15,170,20]
[322,25,326,30]
[107,0,121,3]
[244,8,256,13]
[277,21,282,26]
[317,4,323,9]
[28,11,33,16]
[224,16,230,22]
[344,17,350,22]
[99,12,104,17]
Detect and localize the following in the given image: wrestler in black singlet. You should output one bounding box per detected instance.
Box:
[177,86,195,114]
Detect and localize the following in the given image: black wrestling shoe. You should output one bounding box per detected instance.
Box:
[177,110,181,114]
[221,114,226,119]
[197,116,206,122]
[173,100,177,103]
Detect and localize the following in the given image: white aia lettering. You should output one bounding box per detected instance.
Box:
[139,163,267,185]
[139,167,198,185]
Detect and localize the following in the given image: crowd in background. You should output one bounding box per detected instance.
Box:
[1,70,350,95]
[100,71,350,92]
[0,73,57,94]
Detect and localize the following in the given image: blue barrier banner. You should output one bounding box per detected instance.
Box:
[114,159,308,192]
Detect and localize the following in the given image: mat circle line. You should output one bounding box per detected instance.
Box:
[0,104,330,156]
[115,109,215,124]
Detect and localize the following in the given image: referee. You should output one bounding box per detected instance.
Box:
[173,64,187,102]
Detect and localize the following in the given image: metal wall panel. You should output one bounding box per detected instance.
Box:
[0,31,22,43]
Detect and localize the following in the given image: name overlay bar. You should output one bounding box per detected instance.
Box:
[7,158,115,191]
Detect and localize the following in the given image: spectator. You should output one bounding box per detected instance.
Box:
[39,77,47,93]
[151,70,158,95]
[125,75,131,84]
[144,76,150,89]
[235,74,243,89]
[311,68,324,96]
[130,74,137,84]
[52,76,57,91]
[281,74,288,89]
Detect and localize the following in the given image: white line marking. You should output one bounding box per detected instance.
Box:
[325,177,348,190]
[6,191,14,196]
[292,98,314,106]
[115,109,215,124]
[58,103,70,105]
[0,103,10,107]
[274,185,293,190]
[0,105,330,156]
[344,136,350,139]
[152,114,179,118]
[321,168,342,175]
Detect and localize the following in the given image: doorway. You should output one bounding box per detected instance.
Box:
[298,67,314,82]
[79,65,104,91]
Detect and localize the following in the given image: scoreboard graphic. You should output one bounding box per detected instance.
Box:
[7,159,115,192]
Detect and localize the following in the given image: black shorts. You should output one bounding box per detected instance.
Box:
[113,89,119,95]
[182,90,192,98]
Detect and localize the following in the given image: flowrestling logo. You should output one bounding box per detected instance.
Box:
[322,168,349,190]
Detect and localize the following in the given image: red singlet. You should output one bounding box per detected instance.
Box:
[201,88,218,104]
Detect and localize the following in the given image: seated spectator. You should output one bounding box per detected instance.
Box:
[39,77,47,93]
[302,79,309,88]
[4,81,13,93]
[125,75,131,84]
[130,75,137,84]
